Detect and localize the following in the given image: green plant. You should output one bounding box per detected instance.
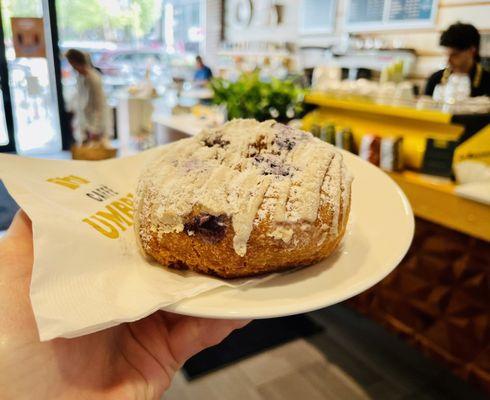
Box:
[210,72,305,122]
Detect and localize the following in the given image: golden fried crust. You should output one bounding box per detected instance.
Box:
[139,190,351,279]
[136,119,352,279]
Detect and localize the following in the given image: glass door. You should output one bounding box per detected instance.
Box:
[0,72,11,148]
[0,3,15,152]
[1,0,61,154]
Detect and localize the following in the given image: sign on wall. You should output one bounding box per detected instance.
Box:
[11,17,46,58]
[232,0,254,27]
[389,0,434,21]
[346,0,438,31]
[230,0,285,28]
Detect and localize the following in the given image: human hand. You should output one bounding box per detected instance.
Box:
[0,211,249,399]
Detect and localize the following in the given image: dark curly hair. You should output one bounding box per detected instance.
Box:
[440,22,481,61]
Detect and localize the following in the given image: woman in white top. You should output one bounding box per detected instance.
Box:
[66,49,112,144]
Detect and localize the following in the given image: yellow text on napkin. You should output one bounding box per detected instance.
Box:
[82,193,134,239]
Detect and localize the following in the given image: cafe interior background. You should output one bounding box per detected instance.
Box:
[0,0,489,399]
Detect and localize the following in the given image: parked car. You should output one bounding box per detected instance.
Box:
[95,49,166,78]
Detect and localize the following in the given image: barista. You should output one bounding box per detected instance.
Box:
[425,23,490,97]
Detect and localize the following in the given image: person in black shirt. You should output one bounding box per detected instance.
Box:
[425,23,490,97]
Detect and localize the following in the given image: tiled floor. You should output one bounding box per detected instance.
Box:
[163,305,487,400]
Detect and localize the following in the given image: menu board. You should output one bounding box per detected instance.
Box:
[348,0,384,23]
[388,0,433,21]
[347,0,437,30]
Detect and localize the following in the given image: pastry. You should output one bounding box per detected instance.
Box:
[135,119,353,278]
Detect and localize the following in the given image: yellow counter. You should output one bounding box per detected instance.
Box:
[389,171,489,241]
[305,92,452,124]
[304,92,465,169]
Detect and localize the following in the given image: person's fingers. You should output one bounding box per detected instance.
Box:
[5,210,32,241]
[168,317,251,365]
[158,311,183,327]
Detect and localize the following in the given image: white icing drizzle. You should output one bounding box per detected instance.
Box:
[136,119,351,257]
[320,152,342,239]
[268,225,294,243]
[341,164,353,220]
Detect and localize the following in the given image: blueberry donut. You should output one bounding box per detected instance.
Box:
[135,119,352,278]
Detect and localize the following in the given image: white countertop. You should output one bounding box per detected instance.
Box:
[152,113,215,136]
[182,88,213,100]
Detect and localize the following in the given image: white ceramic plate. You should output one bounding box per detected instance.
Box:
[164,150,414,319]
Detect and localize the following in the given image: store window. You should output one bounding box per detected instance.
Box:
[0,0,204,153]
[57,0,204,108]
[1,0,61,154]
[164,0,203,55]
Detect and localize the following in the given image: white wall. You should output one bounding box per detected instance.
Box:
[203,0,222,69]
[225,0,299,43]
[221,0,490,79]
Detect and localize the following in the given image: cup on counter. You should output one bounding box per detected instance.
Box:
[432,84,446,103]
[396,82,415,100]
[391,82,415,106]
[445,73,471,104]
[416,95,439,110]
[376,82,397,105]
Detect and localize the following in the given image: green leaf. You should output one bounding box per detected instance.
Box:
[210,73,305,123]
